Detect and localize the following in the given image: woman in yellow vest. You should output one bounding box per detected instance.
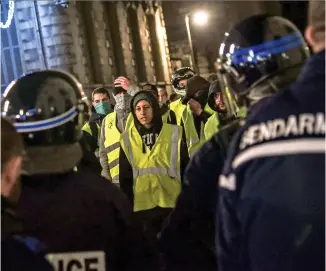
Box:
[119,91,189,267]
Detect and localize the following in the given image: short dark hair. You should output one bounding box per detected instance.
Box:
[309,0,325,42]
[91,87,109,101]
[1,118,24,173]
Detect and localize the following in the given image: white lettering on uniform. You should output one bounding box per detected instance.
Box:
[240,113,325,149]
[46,251,105,271]
[219,174,236,191]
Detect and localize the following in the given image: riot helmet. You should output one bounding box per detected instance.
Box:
[218,14,310,106]
[1,70,89,147]
[171,67,195,96]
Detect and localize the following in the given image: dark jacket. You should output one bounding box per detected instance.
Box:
[82,112,105,153]
[2,197,53,271]
[160,119,241,271]
[17,171,148,271]
[218,51,325,271]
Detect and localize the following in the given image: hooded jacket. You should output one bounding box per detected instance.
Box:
[180,76,212,140]
[118,91,189,205]
[207,80,236,128]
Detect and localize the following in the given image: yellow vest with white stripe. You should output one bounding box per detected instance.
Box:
[204,112,220,140]
[103,112,122,184]
[81,122,101,157]
[182,104,215,158]
[120,123,182,212]
[169,98,186,125]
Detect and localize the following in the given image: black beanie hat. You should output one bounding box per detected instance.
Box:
[133,92,154,109]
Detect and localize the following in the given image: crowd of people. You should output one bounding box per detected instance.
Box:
[1,2,325,271]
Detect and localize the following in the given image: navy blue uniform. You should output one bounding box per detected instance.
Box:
[18,171,148,271]
[160,119,240,271]
[217,51,325,271]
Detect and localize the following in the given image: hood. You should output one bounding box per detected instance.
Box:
[182,75,210,107]
[208,79,222,111]
[131,90,163,132]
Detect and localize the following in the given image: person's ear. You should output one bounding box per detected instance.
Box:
[2,156,22,202]
[305,25,314,48]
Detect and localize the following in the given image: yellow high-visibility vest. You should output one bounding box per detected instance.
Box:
[82,121,101,157]
[182,104,214,158]
[120,123,182,212]
[103,112,122,184]
[204,112,220,140]
[169,98,186,125]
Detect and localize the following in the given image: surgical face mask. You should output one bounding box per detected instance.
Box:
[94,101,112,115]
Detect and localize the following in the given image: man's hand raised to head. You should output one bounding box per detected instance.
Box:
[114,77,132,91]
[188,99,203,116]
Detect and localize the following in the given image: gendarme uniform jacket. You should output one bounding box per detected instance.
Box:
[218,51,325,271]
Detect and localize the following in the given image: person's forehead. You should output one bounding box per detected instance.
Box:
[136,100,150,106]
[93,93,108,99]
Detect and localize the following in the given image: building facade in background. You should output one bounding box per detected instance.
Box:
[1,0,173,96]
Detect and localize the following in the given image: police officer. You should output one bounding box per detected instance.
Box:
[1,118,53,271]
[82,87,113,157]
[170,67,196,124]
[160,80,241,271]
[216,12,324,271]
[1,70,146,271]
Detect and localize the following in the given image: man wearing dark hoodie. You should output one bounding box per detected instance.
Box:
[181,75,215,158]
[142,83,177,125]
[118,91,189,269]
[204,79,237,140]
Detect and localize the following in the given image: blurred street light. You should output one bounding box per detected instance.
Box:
[185,10,209,73]
[193,11,209,26]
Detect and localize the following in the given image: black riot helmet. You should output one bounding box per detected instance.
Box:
[218,14,310,106]
[171,67,195,96]
[1,70,90,147]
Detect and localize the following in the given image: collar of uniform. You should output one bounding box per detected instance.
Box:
[297,50,325,83]
[22,143,82,175]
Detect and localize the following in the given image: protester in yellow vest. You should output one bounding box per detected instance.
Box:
[170,67,196,125]
[204,79,237,140]
[180,75,215,158]
[82,87,113,157]
[119,90,189,268]
[99,84,134,182]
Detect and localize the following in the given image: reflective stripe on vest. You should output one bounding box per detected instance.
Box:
[121,123,182,211]
[182,107,206,157]
[103,112,121,182]
[122,125,180,179]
